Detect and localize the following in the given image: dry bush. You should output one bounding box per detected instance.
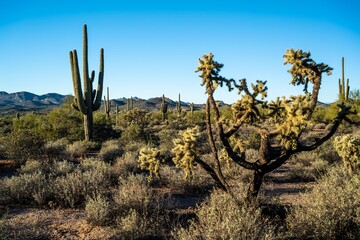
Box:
[111,152,140,178]
[53,164,110,207]
[97,139,123,163]
[286,165,360,239]
[44,138,70,162]
[85,194,112,226]
[113,174,153,213]
[172,189,277,240]
[0,172,49,205]
[66,140,97,159]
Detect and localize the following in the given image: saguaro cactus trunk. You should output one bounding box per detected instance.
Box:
[69,24,104,141]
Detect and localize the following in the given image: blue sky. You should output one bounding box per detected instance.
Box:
[0,0,359,104]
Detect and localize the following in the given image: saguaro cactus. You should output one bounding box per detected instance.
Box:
[176,93,182,115]
[69,24,104,141]
[160,94,168,122]
[338,57,350,103]
[104,87,111,118]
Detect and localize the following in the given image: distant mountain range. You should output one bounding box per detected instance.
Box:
[0,91,220,114]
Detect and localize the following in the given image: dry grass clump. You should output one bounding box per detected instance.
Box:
[172,189,276,240]
[286,165,360,239]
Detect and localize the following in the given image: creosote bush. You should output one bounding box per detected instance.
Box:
[173,189,277,240]
[85,194,112,226]
[286,165,360,239]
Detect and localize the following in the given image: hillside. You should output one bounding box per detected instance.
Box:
[0,92,230,114]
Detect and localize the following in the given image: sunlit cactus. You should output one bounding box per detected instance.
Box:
[333,134,360,173]
[69,24,104,141]
[171,126,200,179]
[192,49,355,201]
[160,94,168,122]
[138,146,161,181]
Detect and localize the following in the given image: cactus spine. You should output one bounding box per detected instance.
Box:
[160,94,168,122]
[176,93,182,116]
[338,57,350,103]
[69,24,104,141]
[104,87,111,118]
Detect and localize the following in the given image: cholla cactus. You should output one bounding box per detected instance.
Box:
[273,94,312,150]
[193,49,355,201]
[171,126,200,178]
[333,134,360,173]
[138,146,161,181]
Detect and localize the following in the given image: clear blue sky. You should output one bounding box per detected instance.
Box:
[0,0,359,104]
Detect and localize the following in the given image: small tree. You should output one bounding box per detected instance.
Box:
[190,49,356,201]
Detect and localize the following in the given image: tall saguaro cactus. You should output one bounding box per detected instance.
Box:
[160,94,168,122]
[176,93,182,116]
[69,24,104,141]
[338,57,350,103]
[104,87,111,118]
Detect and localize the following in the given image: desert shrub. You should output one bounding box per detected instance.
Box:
[289,158,329,181]
[51,160,75,176]
[111,152,140,178]
[286,165,360,239]
[66,140,97,159]
[97,139,123,163]
[44,138,70,162]
[46,101,83,141]
[53,165,110,207]
[0,129,45,165]
[85,194,112,226]
[313,138,341,164]
[172,189,276,240]
[18,160,45,175]
[0,171,48,205]
[157,128,178,162]
[93,112,117,142]
[113,174,153,214]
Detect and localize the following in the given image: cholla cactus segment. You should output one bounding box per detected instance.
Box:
[138,146,161,181]
[274,94,312,150]
[333,134,360,173]
[196,53,225,94]
[171,126,200,178]
[283,49,332,92]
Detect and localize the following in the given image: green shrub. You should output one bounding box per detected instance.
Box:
[286,165,360,239]
[172,189,276,240]
[0,129,45,165]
